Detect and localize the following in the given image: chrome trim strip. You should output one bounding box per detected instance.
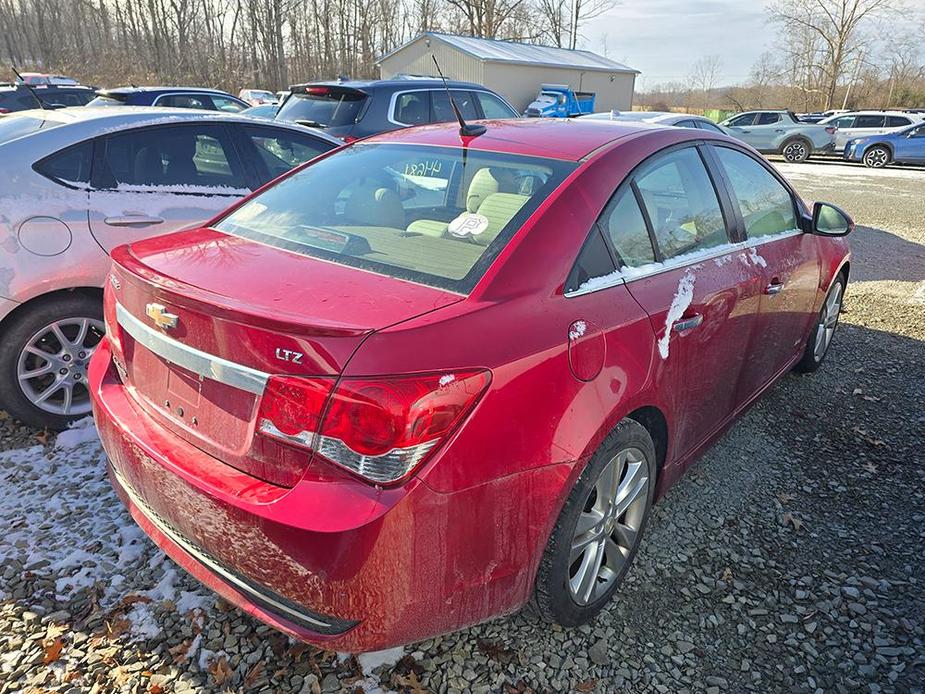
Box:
[565,230,804,298]
[110,463,351,633]
[116,303,269,395]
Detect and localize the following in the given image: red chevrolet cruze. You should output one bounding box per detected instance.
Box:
[89,118,852,652]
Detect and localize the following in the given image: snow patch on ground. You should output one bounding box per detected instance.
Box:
[658,270,696,359]
[0,418,213,641]
[357,647,405,674]
[911,281,925,306]
[776,161,925,181]
[55,416,99,449]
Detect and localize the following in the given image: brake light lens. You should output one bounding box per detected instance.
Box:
[825,126,837,134]
[304,86,330,96]
[257,370,490,484]
[342,135,359,144]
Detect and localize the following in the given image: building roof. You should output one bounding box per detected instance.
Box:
[380,32,639,75]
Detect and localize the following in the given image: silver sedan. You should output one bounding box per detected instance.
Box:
[580,110,728,134]
[0,106,339,428]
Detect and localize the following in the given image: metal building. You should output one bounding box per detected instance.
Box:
[378,32,639,114]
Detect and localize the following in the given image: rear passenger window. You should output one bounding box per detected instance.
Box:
[675,120,698,129]
[886,116,911,127]
[756,113,781,125]
[855,115,885,128]
[98,125,246,190]
[156,94,209,109]
[697,120,725,133]
[35,141,93,186]
[599,188,656,268]
[714,147,796,239]
[635,148,728,259]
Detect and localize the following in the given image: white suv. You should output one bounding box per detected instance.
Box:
[819,111,924,153]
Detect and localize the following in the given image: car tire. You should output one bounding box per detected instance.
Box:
[531,418,656,627]
[0,293,104,430]
[862,146,890,168]
[781,138,812,163]
[795,273,845,374]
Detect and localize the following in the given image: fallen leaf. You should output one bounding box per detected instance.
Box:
[576,679,598,693]
[243,661,263,688]
[149,684,163,694]
[43,638,64,664]
[781,512,803,531]
[35,429,50,445]
[391,670,428,693]
[777,492,794,504]
[208,655,233,687]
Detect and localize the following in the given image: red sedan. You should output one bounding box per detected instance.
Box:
[89,118,852,652]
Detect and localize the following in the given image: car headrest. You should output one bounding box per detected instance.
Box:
[466,168,500,213]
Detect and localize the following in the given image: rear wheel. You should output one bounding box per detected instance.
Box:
[532,418,656,626]
[0,294,104,429]
[795,274,844,373]
[862,146,890,168]
[781,138,812,163]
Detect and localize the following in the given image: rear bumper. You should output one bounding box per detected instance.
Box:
[89,337,569,651]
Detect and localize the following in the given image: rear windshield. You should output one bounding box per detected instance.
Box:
[276,88,366,128]
[87,95,125,107]
[215,143,576,292]
[0,115,62,144]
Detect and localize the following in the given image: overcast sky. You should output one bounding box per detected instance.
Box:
[581,0,777,87]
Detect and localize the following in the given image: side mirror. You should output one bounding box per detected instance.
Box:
[812,201,854,236]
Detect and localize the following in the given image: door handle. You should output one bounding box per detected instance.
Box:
[775,129,785,133]
[672,314,703,333]
[764,282,784,295]
[741,129,751,133]
[104,215,165,227]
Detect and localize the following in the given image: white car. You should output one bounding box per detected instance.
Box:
[0,107,339,427]
[238,89,277,106]
[581,110,728,134]
[819,110,924,153]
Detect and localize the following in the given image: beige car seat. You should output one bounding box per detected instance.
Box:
[407,167,500,237]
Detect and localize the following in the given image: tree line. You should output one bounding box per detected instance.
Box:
[641,0,925,113]
[0,0,614,91]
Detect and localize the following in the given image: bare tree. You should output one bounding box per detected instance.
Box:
[767,0,899,109]
[688,54,722,107]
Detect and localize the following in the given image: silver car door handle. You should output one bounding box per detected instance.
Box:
[775,129,785,133]
[104,215,165,227]
[673,314,703,333]
[741,129,751,133]
[764,282,784,295]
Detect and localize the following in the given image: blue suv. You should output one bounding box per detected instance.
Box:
[844,120,925,168]
[275,78,518,141]
[88,87,248,112]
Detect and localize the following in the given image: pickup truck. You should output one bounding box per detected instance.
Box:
[524,84,595,118]
[719,110,835,162]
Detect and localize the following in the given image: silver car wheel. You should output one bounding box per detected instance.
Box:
[17,317,105,416]
[863,147,889,168]
[568,447,650,606]
[783,140,808,162]
[813,282,842,362]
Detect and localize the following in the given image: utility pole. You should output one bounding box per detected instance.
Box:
[842,48,865,110]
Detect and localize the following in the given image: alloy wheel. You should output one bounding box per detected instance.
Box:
[813,282,842,362]
[783,141,808,162]
[568,447,650,605]
[863,148,889,168]
[17,317,105,416]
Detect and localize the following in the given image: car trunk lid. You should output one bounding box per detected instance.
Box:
[108,228,463,486]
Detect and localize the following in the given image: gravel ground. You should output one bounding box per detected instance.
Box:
[1,161,923,693]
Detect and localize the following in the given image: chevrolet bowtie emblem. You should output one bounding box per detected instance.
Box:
[145,303,179,330]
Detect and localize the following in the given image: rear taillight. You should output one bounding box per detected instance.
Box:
[304,86,330,95]
[257,370,490,485]
[825,126,837,134]
[342,135,359,144]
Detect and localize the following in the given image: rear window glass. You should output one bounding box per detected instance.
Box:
[215,143,575,292]
[0,115,61,144]
[87,95,126,107]
[276,88,366,128]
